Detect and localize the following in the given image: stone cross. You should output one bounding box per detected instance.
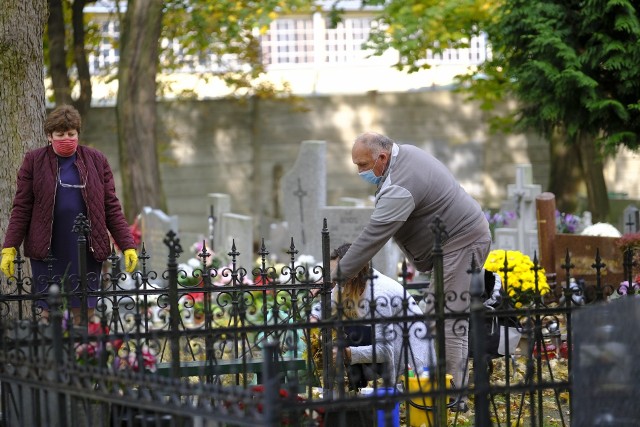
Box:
[293,177,308,245]
[494,164,541,258]
[207,204,217,252]
[281,141,327,264]
[623,205,639,234]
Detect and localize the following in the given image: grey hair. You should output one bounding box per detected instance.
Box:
[355,132,394,156]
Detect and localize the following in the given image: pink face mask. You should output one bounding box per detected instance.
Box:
[51,138,78,157]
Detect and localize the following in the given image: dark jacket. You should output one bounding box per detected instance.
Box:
[2,144,134,262]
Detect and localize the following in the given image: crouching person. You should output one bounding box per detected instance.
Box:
[311,243,435,389]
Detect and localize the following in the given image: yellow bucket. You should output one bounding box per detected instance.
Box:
[406,374,453,427]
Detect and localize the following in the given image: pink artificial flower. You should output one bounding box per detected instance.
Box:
[124,347,157,373]
[618,281,640,296]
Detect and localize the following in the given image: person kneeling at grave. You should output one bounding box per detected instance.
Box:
[311,243,435,390]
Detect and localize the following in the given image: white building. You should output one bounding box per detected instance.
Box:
[81,0,490,104]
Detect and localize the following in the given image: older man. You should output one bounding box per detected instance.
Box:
[335,132,491,411]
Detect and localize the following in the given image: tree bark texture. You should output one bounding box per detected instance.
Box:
[116,0,166,223]
[576,132,610,223]
[47,0,72,105]
[547,125,583,214]
[0,0,48,234]
[47,0,93,115]
[0,0,48,314]
[71,0,92,117]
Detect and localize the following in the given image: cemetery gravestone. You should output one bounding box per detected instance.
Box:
[281,141,326,263]
[139,207,179,283]
[494,164,541,258]
[267,221,292,264]
[623,205,639,234]
[208,193,231,253]
[208,193,253,271]
[322,207,401,278]
[339,197,367,207]
[573,298,640,426]
[221,213,253,270]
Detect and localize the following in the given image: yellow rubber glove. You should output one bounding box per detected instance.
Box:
[124,249,138,273]
[1,247,17,277]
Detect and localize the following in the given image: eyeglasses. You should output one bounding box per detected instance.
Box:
[57,168,85,189]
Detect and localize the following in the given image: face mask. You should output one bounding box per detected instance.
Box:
[51,138,78,157]
[359,157,383,185]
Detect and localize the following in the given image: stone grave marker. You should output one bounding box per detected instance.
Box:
[208,193,253,271]
[281,140,326,263]
[267,221,293,264]
[280,140,401,278]
[322,206,401,278]
[139,206,179,282]
[221,213,253,271]
[622,205,639,234]
[573,298,640,425]
[338,197,367,207]
[494,164,541,258]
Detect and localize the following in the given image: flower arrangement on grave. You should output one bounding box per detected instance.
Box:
[249,254,322,322]
[616,232,640,253]
[178,240,227,288]
[485,208,587,238]
[615,232,640,290]
[180,239,239,320]
[252,255,287,286]
[305,327,339,386]
[484,209,517,240]
[72,318,115,367]
[555,210,584,234]
[270,254,323,285]
[484,249,550,309]
[113,343,158,373]
[69,315,157,373]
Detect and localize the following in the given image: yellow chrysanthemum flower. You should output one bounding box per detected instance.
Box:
[484,249,548,308]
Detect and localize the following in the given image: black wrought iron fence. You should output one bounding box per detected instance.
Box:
[0,213,636,426]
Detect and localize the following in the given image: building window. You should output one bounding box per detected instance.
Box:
[261,18,315,65]
[324,17,372,63]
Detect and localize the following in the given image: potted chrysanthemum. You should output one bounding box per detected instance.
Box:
[484,249,550,355]
[484,249,550,309]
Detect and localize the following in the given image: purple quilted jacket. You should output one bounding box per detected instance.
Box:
[2,145,135,262]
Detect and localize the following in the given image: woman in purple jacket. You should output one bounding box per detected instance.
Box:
[1,105,138,321]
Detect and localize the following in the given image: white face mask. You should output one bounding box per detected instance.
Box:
[358,157,382,185]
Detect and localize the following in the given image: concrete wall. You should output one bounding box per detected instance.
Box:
[80,90,638,246]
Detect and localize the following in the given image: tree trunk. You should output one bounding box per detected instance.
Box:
[547,125,583,214]
[71,0,93,117]
[0,0,48,315]
[576,132,610,222]
[47,0,72,105]
[116,0,166,222]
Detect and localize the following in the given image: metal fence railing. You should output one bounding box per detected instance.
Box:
[0,213,634,426]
